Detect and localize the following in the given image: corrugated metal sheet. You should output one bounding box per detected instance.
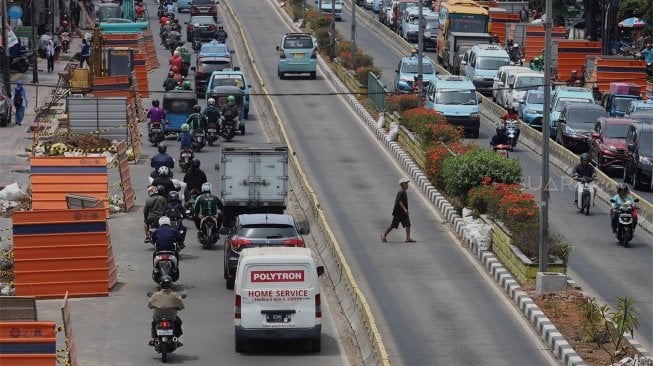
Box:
[67,97,129,142]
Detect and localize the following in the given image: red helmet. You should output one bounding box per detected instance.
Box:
[62,20,69,26]
[171,65,180,73]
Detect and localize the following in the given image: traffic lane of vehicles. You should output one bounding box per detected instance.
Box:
[342,2,653,352]
[34,4,345,364]
[236,0,558,364]
[475,113,653,353]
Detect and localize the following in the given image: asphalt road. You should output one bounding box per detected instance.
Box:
[231,0,559,364]
[335,3,653,353]
[36,2,351,365]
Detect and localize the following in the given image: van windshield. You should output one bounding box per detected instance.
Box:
[476,57,510,70]
[435,90,477,105]
[613,97,636,113]
[514,76,544,89]
[402,62,435,74]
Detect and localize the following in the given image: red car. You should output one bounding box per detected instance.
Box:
[588,117,635,172]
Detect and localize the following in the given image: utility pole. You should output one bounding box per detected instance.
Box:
[417,1,423,108]
[32,0,38,83]
[330,0,335,61]
[539,0,552,272]
[350,0,356,58]
[2,0,11,95]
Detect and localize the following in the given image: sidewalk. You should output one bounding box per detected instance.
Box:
[0,34,88,189]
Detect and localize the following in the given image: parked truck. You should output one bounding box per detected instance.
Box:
[442,32,493,74]
[316,0,343,21]
[219,144,289,227]
[601,82,641,117]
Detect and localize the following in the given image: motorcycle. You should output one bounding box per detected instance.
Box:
[206,123,219,146]
[148,121,165,146]
[191,38,201,52]
[505,119,519,149]
[10,51,33,73]
[198,215,220,248]
[573,176,594,215]
[508,48,524,66]
[492,143,510,158]
[611,199,639,247]
[179,148,194,173]
[192,130,205,152]
[221,117,238,142]
[166,34,181,51]
[152,250,179,284]
[167,208,185,250]
[184,189,199,220]
[61,32,71,53]
[146,290,187,363]
[530,58,543,72]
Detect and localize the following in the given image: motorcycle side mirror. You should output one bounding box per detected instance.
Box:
[180,293,187,299]
[298,227,310,235]
[627,143,635,152]
[316,266,325,277]
[219,227,230,235]
[609,199,616,203]
[191,66,196,71]
[276,45,280,51]
[214,163,219,171]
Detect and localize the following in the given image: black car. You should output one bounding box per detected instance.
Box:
[623,122,653,191]
[186,16,217,42]
[221,214,309,289]
[0,86,12,127]
[192,56,232,96]
[555,103,608,152]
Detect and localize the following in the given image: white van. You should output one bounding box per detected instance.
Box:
[234,247,324,353]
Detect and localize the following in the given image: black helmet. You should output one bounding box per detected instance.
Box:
[168,191,179,201]
[160,275,173,289]
[152,99,160,107]
[580,153,589,162]
[218,24,223,30]
[507,106,516,113]
[191,158,200,169]
[617,182,629,194]
[158,144,167,154]
[193,104,201,113]
[157,185,166,196]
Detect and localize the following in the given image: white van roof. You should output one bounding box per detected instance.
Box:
[240,246,314,261]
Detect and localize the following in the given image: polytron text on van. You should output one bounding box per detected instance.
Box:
[251,270,304,282]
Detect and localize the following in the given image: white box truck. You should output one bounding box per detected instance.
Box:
[220,144,289,227]
[234,247,324,353]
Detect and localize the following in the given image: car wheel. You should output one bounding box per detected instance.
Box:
[226,276,235,290]
[633,169,647,191]
[471,130,479,139]
[309,71,316,80]
[278,69,284,79]
[623,165,632,183]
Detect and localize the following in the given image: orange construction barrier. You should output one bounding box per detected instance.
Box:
[592,57,648,95]
[12,208,114,298]
[30,156,109,217]
[143,30,159,70]
[490,12,520,45]
[0,321,57,366]
[92,75,133,99]
[134,53,149,98]
[555,40,601,83]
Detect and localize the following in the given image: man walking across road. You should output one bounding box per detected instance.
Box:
[11,80,28,126]
[80,39,90,68]
[381,177,416,243]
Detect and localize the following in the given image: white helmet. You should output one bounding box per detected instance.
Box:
[513,43,519,48]
[173,50,179,56]
[201,182,212,193]
[159,216,171,226]
[194,23,200,28]
[158,166,170,177]
[166,20,170,25]
[207,98,215,106]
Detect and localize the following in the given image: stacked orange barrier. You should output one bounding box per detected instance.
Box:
[592,57,648,95]
[142,29,159,70]
[92,75,133,99]
[12,208,114,298]
[101,33,146,56]
[646,80,652,99]
[555,40,601,83]
[30,157,110,218]
[0,321,57,366]
[133,52,149,98]
[522,25,566,63]
[490,13,520,45]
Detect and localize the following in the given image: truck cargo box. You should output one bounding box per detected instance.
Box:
[610,82,640,96]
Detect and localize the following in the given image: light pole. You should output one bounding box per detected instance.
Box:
[32,0,38,83]
[2,0,11,94]
[330,0,335,61]
[539,0,552,272]
[350,0,356,58]
[416,1,423,108]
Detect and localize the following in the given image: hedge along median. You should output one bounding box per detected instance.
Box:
[222,0,389,364]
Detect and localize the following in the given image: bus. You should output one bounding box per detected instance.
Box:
[437,0,490,62]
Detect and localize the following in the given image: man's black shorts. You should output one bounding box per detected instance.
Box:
[390,214,410,229]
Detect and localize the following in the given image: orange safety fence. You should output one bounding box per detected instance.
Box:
[30,156,109,217]
[490,13,520,45]
[12,208,115,298]
[591,57,648,95]
[555,40,601,82]
[0,321,57,366]
[143,30,159,70]
[92,75,133,99]
[134,53,150,98]
[521,25,566,62]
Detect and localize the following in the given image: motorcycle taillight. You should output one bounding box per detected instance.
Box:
[160,320,171,328]
[159,254,172,261]
[182,147,192,153]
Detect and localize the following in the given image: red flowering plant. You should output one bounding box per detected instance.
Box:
[424,120,465,145]
[425,143,450,189]
[466,180,523,219]
[385,94,419,112]
[355,65,381,85]
[401,108,442,136]
[497,191,540,228]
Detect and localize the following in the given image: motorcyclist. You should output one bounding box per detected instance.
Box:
[159,15,170,28]
[59,20,71,34]
[490,124,510,148]
[565,70,582,87]
[193,183,224,232]
[642,43,653,64]
[409,47,418,60]
[610,183,638,234]
[183,159,207,203]
[165,1,175,15]
[161,21,172,43]
[491,33,500,44]
[144,186,167,243]
[163,72,178,91]
[167,29,181,53]
[186,105,208,135]
[171,19,182,32]
[509,43,523,64]
[135,2,144,19]
[150,144,174,178]
[203,98,221,130]
[215,24,228,43]
[152,166,178,198]
[182,79,192,90]
[220,95,240,131]
[163,191,187,246]
[147,99,167,130]
[177,123,195,159]
[170,51,183,70]
[571,153,597,207]
[148,275,184,347]
[193,23,203,43]
[153,216,181,257]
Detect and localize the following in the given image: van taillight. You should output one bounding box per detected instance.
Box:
[315,294,321,318]
[235,295,241,319]
[231,237,253,249]
[283,238,304,247]
[311,49,317,59]
[279,50,286,59]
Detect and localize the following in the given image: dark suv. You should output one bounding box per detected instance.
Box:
[190,0,217,19]
[0,86,12,127]
[555,103,607,152]
[192,56,232,96]
[623,122,653,191]
[221,214,309,289]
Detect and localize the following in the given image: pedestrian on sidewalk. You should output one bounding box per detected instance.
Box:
[80,38,90,68]
[381,177,416,243]
[53,33,62,61]
[11,80,28,126]
[519,6,529,23]
[46,40,55,73]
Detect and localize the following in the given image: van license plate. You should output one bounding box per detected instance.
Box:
[266,313,290,323]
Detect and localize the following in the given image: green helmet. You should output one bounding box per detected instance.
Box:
[227,95,235,105]
[181,123,190,132]
[183,80,191,90]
